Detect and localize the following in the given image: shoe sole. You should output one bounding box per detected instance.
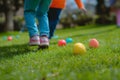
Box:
[29,42,40,46]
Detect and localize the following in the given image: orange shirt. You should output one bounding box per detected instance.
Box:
[50,0,66,9]
[50,0,84,9]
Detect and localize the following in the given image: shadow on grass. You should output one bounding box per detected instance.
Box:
[0,44,38,61]
[69,27,117,38]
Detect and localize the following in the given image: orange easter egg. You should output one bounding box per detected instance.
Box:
[89,38,99,48]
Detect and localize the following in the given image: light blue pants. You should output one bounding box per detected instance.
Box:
[24,0,51,37]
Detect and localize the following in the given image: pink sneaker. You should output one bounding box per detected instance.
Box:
[29,36,40,46]
[39,36,49,49]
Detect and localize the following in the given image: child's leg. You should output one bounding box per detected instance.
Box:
[36,0,52,48]
[24,0,40,37]
[116,9,120,27]
[48,8,62,39]
[36,0,52,37]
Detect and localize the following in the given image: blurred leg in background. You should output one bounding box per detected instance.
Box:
[116,9,120,27]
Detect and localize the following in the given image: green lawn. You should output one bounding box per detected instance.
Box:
[0,25,120,80]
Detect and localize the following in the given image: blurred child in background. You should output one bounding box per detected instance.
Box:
[114,0,120,27]
[48,0,87,39]
[24,0,52,48]
[110,0,120,27]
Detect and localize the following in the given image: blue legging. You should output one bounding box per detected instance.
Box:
[48,8,62,39]
[24,0,51,37]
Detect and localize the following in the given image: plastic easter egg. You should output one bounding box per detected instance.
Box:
[66,38,73,43]
[73,43,86,55]
[52,35,59,39]
[58,39,66,46]
[7,36,12,41]
[89,38,99,48]
[2,36,7,40]
[16,35,20,39]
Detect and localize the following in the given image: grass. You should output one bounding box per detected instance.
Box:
[0,25,120,80]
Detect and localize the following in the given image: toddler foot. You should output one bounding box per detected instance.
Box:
[29,36,40,46]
